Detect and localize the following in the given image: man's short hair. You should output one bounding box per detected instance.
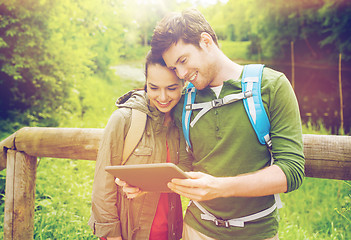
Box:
[151,8,218,60]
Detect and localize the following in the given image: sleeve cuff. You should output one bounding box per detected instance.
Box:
[88,215,122,238]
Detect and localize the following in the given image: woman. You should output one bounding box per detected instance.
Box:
[89,52,184,240]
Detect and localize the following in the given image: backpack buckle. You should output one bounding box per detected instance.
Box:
[185,104,192,111]
[244,90,252,98]
[211,99,223,108]
[214,219,230,228]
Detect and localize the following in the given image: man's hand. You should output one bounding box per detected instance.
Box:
[167,172,225,201]
[167,166,287,201]
[107,237,122,240]
[115,178,146,199]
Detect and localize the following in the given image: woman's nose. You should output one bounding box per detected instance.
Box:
[159,89,168,101]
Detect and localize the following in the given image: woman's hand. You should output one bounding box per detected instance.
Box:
[115,178,146,199]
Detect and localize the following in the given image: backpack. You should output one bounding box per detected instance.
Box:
[121,109,147,165]
[181,64,282,228]
[182,64,271,151]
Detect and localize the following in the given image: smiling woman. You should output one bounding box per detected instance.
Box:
[89,51,184,240]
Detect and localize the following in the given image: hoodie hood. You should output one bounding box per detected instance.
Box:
[116,90,148,112]
[116,90,165,121]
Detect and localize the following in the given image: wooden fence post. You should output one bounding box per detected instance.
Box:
[291,41,295,89]
[4,150,37,240]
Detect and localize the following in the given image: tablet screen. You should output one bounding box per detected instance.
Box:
[105,163,189,192]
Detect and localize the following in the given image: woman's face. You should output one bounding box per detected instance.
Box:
[146,64,183,114]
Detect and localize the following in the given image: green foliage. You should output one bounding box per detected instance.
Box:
[204,0,351,61]
[302,120,332,135]
[0,170,5,204]
[203,0,251,41]
[255,0,351,61]
[33,158,96,239]
[219,40,251,61]
[279,178,351,240]
[60,68,143,129]
[0,0,152,133]
[0,0,96,131]
[335,181,351,224]
[318,1,351,57]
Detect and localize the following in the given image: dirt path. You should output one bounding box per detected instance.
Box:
[110,64,145,82]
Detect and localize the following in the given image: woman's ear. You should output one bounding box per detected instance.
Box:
[199,32,213,49]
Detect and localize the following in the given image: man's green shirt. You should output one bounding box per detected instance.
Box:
[174,67,305,240]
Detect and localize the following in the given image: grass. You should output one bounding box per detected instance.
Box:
[279,178,350,239]
[33,158,96,239]
[0,59,350,239]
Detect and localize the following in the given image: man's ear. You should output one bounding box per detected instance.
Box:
[199,32,213,49]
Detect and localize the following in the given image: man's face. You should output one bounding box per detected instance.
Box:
[162,39,216,90]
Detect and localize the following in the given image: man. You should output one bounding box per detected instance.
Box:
[151,8,305,240]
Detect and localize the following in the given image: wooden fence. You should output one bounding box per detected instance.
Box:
[0,127,351,239]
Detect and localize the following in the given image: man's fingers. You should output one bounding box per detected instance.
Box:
[171,173,207,188]
[168,182,203,201]
[168,171,220,201]
[171,178,196,186]
[186,171,207,178]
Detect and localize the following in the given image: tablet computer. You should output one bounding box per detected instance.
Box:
[105,162,189,192]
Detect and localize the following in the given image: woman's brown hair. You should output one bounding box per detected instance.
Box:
[143,50,166,92]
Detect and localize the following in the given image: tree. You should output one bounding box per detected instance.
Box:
[249,0,351,61]
[318,0,351,60]
[0,0,98,131]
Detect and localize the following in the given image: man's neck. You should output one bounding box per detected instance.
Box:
[209,52,243,87]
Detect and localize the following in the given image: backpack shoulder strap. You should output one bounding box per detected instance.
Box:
[241,64,271,146]
[182,83,197,151]
[121,109,147,165]
[182,64,271,149]
[242,64,281,208]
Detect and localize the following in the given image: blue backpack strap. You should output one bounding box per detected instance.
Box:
[182,65,271,148]
[242,64,281,209]
[182,82,197,151]
[241,64,271,146]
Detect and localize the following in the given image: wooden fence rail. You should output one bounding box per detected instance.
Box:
[0,127,351,239]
